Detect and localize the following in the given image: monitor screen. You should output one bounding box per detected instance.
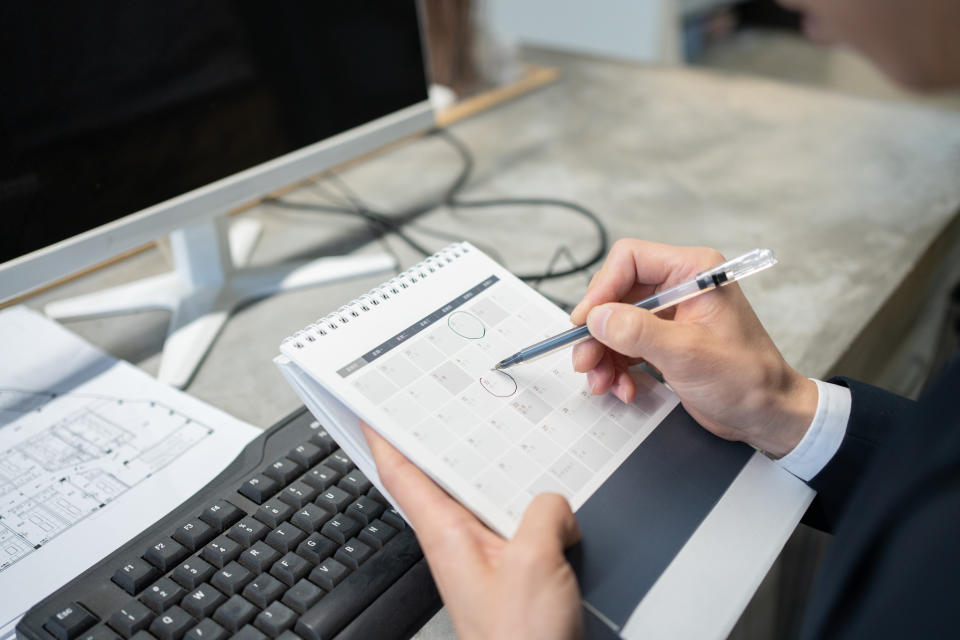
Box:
[0,1,429,264]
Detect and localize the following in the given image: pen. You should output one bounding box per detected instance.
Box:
[492,248,778,371]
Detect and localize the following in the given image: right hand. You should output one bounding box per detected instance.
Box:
[570,239,817,458]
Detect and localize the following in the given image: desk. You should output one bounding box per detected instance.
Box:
[29,49,960,638]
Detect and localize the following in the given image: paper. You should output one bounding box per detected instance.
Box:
[279,243,678,537]
[0,307,260,639]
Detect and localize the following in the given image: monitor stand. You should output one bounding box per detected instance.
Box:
[45,217,395,388]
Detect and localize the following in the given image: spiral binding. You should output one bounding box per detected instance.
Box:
[281,242,471,350]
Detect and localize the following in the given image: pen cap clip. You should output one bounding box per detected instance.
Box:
[698,248,777,284]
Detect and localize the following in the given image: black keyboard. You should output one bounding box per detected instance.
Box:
[17,407,441,640]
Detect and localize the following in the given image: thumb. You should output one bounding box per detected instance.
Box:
[586,302,697,363]
[513,493,581,554]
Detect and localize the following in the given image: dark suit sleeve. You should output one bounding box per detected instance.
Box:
[800,377,920,533]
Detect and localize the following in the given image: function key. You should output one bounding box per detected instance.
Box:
[109,600,154,638]
[337,470,371,497]
[200,500,244,531]
[112,558,160,596]
[143,538,189,572]
[308,426,336,456]
[287,443,323,468]
[322,450,353,476]
[172,519,216,551]
[263,458,303,486]
[238,474,279,505]
[302,465,340,491]
[44,603,98,640]
[140,577,185,613]
[171,558,215,590]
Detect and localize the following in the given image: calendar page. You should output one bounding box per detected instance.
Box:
[280,243,678,537]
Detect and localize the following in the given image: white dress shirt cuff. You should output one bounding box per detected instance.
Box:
[775,379,851,481]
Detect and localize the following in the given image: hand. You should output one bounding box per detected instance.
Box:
[570,239,817,457]
[361,423,583,640]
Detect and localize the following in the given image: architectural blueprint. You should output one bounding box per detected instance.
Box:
[0,307,260,640]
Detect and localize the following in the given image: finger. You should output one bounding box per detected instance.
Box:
[572,338,605,373]
[585,350,616,395]
[513,493,581,555]
[586,302,700,364]
[361,422,486,549]
[611,369,636,404]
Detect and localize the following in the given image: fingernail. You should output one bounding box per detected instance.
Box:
[586,306,611,340]
[586,370,597,392]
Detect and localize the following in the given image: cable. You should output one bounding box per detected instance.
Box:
[264,127,609,285]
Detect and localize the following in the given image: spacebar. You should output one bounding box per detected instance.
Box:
[295,529,423,640]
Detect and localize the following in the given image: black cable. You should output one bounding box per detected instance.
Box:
[265,127,609,284]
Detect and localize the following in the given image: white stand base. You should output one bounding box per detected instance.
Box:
[45,218,396,388]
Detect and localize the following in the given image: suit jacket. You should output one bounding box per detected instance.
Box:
[799,357,960,638]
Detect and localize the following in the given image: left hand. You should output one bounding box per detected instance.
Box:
[361,423,584,640]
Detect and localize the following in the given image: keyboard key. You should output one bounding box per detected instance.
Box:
[147,606,194,640]
[290,503,331,533]
[213,595,258,633]
[113,558,160,596]
[294,530,421,640]
[275,632,301,640]
[109,600,154,638]
[238,475,280,505]
[308,428,336,456]
[314,487,352,515]
[140,578,185,613]
[269,552,311,586]
[308,558,349,592]
[254,500,293,529]
[228,517,269,548]
[253,602,296,638]
[144,539,189,573]
[45,603,97,640]
[241,574,285,609]
[211,561,254,596]
[180,585,226,619]
[172,558,215,590]
[172,520,217,552]
[128,632,155,640]
[345,496,384,525]
[337,470,371,497]
[358,519,398,550]
[277,482,319,508]
[78,626,120,640]
[200,501,244,532]
[238,541,281,574]
[321,451,352,476]
[320,514,360,546]
[264,523,307,553]
[334,539,374,570]
[233,626,266,640]
[301,465,340,491]
[295,533,337,565]
[367,486,388,505]
[287,443,323,468]
[183,619,227,640]
[280,580,324,615]
[201,536,241,569]
[263,458,303,486]
[381,508,407,531]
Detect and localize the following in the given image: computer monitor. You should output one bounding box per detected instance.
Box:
[0,1,434,387]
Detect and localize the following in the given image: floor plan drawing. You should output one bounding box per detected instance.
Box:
[0,389,214,573]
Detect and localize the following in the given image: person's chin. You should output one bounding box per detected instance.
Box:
[802,13,838,44]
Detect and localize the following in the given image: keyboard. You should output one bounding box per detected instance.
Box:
[16,407,441,640]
